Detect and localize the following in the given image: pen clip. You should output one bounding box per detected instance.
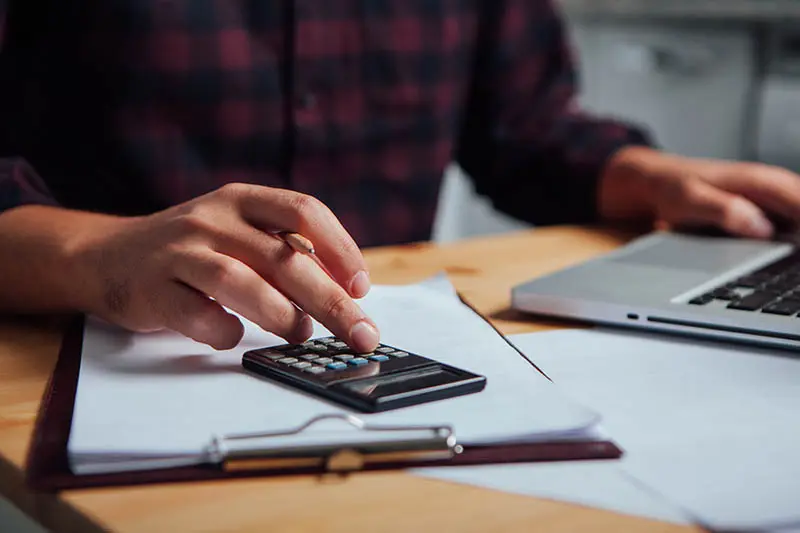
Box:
[207,414,461,473]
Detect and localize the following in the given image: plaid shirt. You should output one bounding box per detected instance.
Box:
[0,0,649,247]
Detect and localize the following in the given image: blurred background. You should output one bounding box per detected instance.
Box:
[434,0,800,243]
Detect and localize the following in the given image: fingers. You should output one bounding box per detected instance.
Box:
[156,282,245,350]
[660,178,775,239]
[270,252,380,353]
[233,234,379,353]
[171,250,313,344]
[223,185,371,299]
[713,164,800,227]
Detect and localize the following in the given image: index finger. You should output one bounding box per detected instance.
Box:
[229,185,371,299]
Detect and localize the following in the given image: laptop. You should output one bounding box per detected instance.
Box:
[511,231,800,350]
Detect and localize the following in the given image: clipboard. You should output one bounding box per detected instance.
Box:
[26,316,623,492]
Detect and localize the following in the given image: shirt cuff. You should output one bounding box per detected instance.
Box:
[567,122,655,224]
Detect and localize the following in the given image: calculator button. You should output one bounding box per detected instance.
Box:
[300,342,326,351]
[277,357,299,364]
[348,357,369,366]
[262,352,286,360]
[369,355,390,362]
[326,362,348,370]
[376,346,394,354]
[272,345,295,351]
[299,354,320,361]
[317,337,336,345]
[291,361,312,369]
[390,351,409,358]
[335,354,354,361]
[330,341,348,349]
[303,366,326,374]
[314,357,333,365]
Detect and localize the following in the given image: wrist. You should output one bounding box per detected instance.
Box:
[598,146,678,223]
[61,210,138,314]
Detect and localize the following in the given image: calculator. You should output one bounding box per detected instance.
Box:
[241,337,487,412]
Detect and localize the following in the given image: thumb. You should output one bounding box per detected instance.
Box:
[660,178,775,239]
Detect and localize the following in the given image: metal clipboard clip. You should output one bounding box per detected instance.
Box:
[207,414,462,474]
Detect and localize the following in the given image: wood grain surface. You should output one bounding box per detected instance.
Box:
[0,226,702,533]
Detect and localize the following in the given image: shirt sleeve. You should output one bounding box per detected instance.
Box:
[0,0,59,214]
[456,0,654,226]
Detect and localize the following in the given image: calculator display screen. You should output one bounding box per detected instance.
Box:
[339,366,461,399]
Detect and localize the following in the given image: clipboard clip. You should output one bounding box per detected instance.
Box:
[207,414,462,474]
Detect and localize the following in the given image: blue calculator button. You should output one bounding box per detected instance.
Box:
[326,362,348,370]
[348,357,369,366]
[369,355,390,362]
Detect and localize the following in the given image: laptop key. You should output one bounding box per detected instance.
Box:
[733,276,768,289]
[762,300,800,316]
[727,292,780,311]
[763,278,796,292]
[709,288,738,301]
[689,295,714,305]
[757,252,800,275]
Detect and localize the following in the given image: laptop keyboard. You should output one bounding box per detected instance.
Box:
[688,250,800,316]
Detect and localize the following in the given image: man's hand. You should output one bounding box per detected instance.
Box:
[599,147,800,238]
[2,184,378,352]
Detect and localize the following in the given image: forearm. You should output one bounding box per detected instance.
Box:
[0,205,115,312]
[457,0,654,225]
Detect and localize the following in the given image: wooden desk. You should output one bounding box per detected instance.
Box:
[0,226,702,533]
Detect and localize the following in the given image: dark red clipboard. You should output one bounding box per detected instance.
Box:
[26,316,622,492]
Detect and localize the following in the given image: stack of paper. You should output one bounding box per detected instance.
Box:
[69,278,602,474]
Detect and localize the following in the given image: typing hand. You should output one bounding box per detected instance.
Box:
[70,184,378,351]
[600,147,800,239]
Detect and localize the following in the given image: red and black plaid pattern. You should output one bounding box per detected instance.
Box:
[0,0,649,247]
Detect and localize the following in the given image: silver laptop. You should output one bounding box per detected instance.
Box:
[512,232,800,350]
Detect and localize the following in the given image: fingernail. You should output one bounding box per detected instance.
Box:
[349,270,371,299]
[349,320,379,353]
[292,315,314,343]
[748,216,774,239]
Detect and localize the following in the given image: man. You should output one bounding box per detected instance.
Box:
[0,1,798,353]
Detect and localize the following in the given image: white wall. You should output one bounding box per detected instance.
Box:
[432,164,531,244]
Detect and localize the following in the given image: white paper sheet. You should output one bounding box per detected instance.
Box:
[415,460,691,525]
[419,329,800,531]
[68,279,599,474]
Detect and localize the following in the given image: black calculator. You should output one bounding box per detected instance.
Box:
[242,337,487,412]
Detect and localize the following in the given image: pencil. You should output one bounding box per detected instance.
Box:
[279,232,315,255]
